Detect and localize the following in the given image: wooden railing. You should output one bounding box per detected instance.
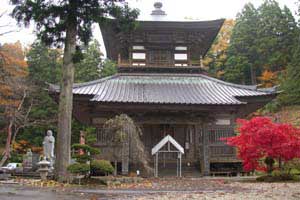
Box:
[118,61,200,68]
[206,127,236,158]
[209,146,236,158]
[117,52,204,68]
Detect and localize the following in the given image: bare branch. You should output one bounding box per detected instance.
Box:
[16,89,27,112]
[0,11,7,18]
[0,29,19,36]
[0,24,12,28]
[0,10,19,36]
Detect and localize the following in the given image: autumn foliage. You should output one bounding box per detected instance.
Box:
[12,140,43,154]
[0,42,28,107]
[222,117,300,173]
[258,70,278,88]
[0,42,29,165]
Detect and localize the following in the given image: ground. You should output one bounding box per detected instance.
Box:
[1,177,300,199]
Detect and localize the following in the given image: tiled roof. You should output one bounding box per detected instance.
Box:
[50,73,276,105]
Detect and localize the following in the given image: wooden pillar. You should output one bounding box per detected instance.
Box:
[121,139,129,175]
[155,153,158,177]
[129,47,132,67]
[188,46,191,66]
[179,153,182,177]
[118,53,121,66]
[195,123,206,175]
[200,55,204,68]
[176,154,178,177]
[202,125,210,176]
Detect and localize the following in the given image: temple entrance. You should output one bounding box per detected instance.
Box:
[140,123,200,176]
[142,124,197,160]
[152,135,184,177]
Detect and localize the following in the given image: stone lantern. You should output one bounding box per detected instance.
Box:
[37,158,51,180]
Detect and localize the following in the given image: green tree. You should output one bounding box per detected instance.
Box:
[256,1,297,72]
[24,40,100,151]
[224,3,258,84]
[24,42,62,147]
[279,43,300,105]
[224,0,297,85]
[11,0,138,181]
[27,42,62,85]
[74,40,102,83]
[100,59,117,78]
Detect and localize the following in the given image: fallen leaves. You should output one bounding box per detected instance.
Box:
[13,178,71,188]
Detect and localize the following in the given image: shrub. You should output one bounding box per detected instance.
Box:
[284,159,300,174]
[271,170,281,177]
[71,143,101,165]
[257,172,299,182]
[67,163,90,174]
[72,154,90,163]
[91,160,114,176]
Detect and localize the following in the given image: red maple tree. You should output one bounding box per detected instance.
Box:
[222,117,300,173]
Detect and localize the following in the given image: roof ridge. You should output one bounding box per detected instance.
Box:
[198,74,259,91]
[117,73,262,91]
[117,73,259,90]
[73,74,119,88]
[138,18,225,24]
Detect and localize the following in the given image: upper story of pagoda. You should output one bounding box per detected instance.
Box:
[100,2,224,73]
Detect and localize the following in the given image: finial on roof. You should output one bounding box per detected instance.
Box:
[151,2,166,16]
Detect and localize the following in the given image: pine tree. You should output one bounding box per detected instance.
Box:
[74,40,102,83]
[256,1,297,72]
[225,3,259,84]
[279,43,300,105]
[224,0,297,85]
[11,0,138,182]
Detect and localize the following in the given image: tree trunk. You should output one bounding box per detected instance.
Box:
[278,157,282,171]
[114,160,117,176]
[0,120,13,167]
[265,157,275,175]
[55,21,77,182]
[250,65,257,85]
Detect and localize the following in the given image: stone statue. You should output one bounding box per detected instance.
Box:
[43,130,55,169]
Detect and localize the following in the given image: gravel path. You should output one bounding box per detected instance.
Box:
[1,178,300,199]
[75,178,300,200]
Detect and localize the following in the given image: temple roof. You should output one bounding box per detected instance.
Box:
[100,18,224,61]
[50,73,276,105]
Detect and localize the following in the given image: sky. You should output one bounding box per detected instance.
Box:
[0,0,298,57]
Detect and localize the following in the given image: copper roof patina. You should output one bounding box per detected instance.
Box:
[50,73,276,105]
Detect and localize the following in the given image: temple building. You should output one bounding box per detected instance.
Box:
[50,2,276,176]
